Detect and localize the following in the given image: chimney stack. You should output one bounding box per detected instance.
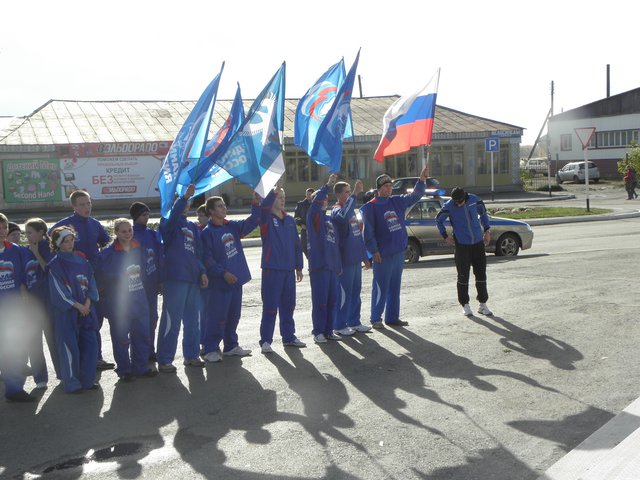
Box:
[606,64,610,98]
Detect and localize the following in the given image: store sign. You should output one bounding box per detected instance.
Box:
[2,159,63,203]
[60,156,163,200]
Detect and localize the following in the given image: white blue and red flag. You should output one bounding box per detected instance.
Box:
[214,63,286,197]
[157,62,224,217]
[373,71,439,162]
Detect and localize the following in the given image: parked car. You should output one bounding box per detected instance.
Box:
[404,195,534,263]
[556,161,600,184]
[363,176,444,202]
[525,157,549,175]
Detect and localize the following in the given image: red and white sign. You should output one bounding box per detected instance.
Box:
[575,128,596,150]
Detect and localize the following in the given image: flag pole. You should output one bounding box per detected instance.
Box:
[423,68,441,173]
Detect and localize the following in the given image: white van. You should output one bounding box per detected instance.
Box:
[525,157,549,175]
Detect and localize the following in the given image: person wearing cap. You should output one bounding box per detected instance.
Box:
[50,190,114,370]
[7,222,22,244]
[435,187,493,317]
[130,202,163,361]
[47,225,100,393]
[0,212,36,402]
[360,166,429,329]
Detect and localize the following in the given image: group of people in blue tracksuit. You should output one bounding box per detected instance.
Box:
[1,167,494,402]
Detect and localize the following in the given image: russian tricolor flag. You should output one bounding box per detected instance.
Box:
[374,74,438,162]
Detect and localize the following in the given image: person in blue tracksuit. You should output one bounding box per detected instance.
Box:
[258,188,305,353]
[48,226,99,393]
[200,193,261,362]
[97,218,155,381]
[307,174,342,344]
[24,218,59,388]
[0,213,35,402]
[360,166,429,329]
[130,202,163,361]
[156,184,209,372]
[331,180,372,336]
[435,187,493,317]
[50,190,113,370]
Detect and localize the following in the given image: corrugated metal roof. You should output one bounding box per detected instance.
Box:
[0,97,522,146]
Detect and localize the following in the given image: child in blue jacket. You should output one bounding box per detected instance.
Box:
[200,193,261,362]
[98,218,155,381]
[48,226,100,393]
[307,174,342,344]
[258,188,305,353]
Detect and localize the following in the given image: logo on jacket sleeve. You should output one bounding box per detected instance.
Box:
[126,264,144,292]
[181,227,195,254]
[0,259,17,291]
[76,274,89,296]
[326,220,337,244]
[221,233,238,259]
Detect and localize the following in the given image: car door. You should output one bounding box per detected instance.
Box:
[406,199,453,255]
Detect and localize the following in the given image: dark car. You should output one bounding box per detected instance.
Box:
[404,195,534,263]
[363,176,444,202]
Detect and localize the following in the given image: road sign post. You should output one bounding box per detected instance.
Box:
[575,128,596,212]
[485,137,500,201]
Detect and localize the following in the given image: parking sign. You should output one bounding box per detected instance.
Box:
[485,137,500,152]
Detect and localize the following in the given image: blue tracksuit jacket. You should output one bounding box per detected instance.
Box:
[436,193,490,245]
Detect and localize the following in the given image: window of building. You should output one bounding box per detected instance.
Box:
[284,150,319,183]
[595,129,640,148]
[560,134,572,151]
[430,146,464,176]
[383,152,419,178]
[341,148,370,179]
[475,144,510,175]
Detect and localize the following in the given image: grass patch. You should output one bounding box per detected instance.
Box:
[489,206,612,220]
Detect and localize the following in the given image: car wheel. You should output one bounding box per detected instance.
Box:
[573,175,580,183]
[495,233,520,257]
[556,175,563,184]
[405,239,420,264]
[593,178,599,183]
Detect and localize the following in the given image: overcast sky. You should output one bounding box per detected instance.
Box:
[1,0,636,145]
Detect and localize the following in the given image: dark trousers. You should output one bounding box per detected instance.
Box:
[454,241,488,305]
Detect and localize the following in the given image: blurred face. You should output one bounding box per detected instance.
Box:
[197,210,208,227]
[59,234,75,253]
[272,191,285,214]
[7,230,21,244]
[209,200,227,221]
[320,197,329,211]
[377,182,392,197]
[336,185,351,204]
[73,195,92,218]
[305,190,314,201]
[0,222,7,242]
[135,211,150,226]
[26,226,45,244]
[115,223,133,244]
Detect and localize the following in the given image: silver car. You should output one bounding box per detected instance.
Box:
[556,161,600,184]
[404,196,534,263]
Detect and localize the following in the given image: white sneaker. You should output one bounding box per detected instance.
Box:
[261,342,274,354]
[352,324,372,333]
[335,327,355,336]
[462,304,473,316]
[314,334,327,344]
[224,346,252,357]
[478,303,493,316]
[327,333,342,341]
[203,351,222,363]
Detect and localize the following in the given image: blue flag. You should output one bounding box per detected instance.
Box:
[294,52,358,173]
[157,62,224,218]
[215,63,286,197]
[176,83,245,198]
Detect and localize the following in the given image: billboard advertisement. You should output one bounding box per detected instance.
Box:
[2,159,63,203]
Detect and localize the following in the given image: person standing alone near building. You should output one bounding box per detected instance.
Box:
[294,188,314,259]
[435,187,493,317]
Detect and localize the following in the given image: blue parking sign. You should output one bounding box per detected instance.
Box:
[485,137,500,152]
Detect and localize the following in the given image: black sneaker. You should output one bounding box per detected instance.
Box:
[6,390,37,403]
[119,373,136,382]
[386,320,409,327]
[96,359,115,370]
[139,368,158,378]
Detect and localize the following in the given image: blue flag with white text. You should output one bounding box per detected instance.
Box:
[294,53,357,173]
[157,63,224,217]
[215,63,286,197]
[176,84,245,198]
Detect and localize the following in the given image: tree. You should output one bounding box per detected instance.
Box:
[617,142,640,175]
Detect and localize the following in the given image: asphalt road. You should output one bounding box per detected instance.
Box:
[1,183,639,479]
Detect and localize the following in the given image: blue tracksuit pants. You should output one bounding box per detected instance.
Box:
[53,311,98,392]
[156,280,201,364]
[0,316,27,398]
[370,251,405,324]
[203,285,242,354]
[336,264,363,330]
[310,269,338,336]
[260,269,297,345]
[109,305,151,376]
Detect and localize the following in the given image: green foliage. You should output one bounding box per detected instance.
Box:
[618,142,640,175]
